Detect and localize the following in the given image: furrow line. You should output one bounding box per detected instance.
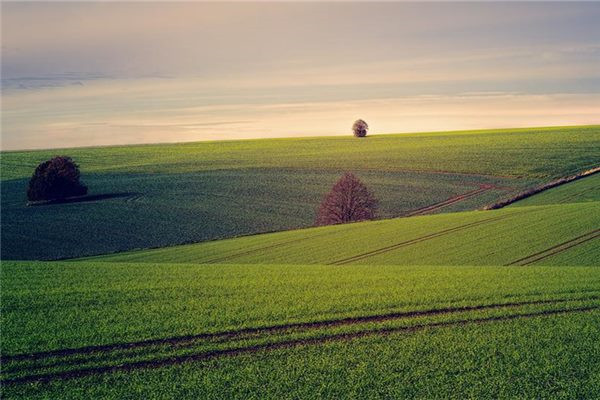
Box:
[520,234,600,266]
[203,222,368,264]
[4,293,596,363]
[507,229,600,266]
[405,185,493,217]
[329,210,525,265]
[3,305,598,386]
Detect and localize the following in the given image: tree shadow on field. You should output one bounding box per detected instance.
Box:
[27,192,139,206]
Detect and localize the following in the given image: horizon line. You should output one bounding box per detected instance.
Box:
[2,124,598,154]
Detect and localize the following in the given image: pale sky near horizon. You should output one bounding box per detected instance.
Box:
[2,2,600,150]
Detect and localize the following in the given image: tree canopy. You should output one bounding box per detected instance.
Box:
[352,119,369,137]
[27,156,87,202]
[316,172,377,226]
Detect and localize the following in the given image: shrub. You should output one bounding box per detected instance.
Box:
[316,172,378,226]
[352,119,369,137]
[27,156,87,202]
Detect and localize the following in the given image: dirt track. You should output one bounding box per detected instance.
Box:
[3,303,598,385]
[3,293,599,386]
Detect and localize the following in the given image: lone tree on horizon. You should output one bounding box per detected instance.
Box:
[316,172,378,226]
[352,119,368,137]
[27,156,87,202]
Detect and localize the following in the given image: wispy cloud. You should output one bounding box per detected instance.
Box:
[1,2,599,149]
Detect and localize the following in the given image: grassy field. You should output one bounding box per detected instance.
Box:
[509,171,600,207]
[2,126,599,180]
[1,126,599,398]
[2,125,599,260]
[4,311,599,399]
[0,169,517,260]
[4,262,600,355]
[2,176,600,398]
[2,261,599,398]
[92,201,600,266]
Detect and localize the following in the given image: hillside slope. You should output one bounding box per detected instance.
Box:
[2,125,598,260]
[92,202,599,266]
[509,171,600,207]
[3,153,599,398]
[3,261,599,398]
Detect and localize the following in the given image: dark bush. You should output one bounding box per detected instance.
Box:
[352,119,368,137]
[316,172,378,226]
[27,156,87,202]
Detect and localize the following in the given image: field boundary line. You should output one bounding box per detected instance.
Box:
[4,293,597,363]
[3,305,598,385]
[484,166,600,210]
[506,229,600,266]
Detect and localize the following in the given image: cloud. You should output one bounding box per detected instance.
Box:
[2,2,599,149]
[3,88,599,150]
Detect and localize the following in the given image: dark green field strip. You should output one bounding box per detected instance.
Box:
[86,204,512,265]
[2,168,518,261]
[3,301,598,386]
[507,229,600,266]
[3,125,599,261]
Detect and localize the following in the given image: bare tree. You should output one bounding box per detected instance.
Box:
[27,156,87,202]
[316,172,378,226]
[352,119,368,137]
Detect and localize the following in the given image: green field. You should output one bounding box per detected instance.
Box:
[1,127,600,399]
[91,201,600,266]
[2,125,599,260]
[509,171,600,207]
[3,126,598,180]
[2,261,600,398]
[4,311,599,399]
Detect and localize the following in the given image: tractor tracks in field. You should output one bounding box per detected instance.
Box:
[557,185,600,203]
[3,294,599,385]
[201,223,368,264]
[404,184,499,217]
[204,183,511,264]
[328,210,528,265]
[202,232,331,264]
[123,193,145,203]
[4,292,589,362]
[507,229,600,266]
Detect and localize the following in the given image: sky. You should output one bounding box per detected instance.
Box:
[2,2,600,150]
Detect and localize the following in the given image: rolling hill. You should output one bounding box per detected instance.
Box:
[2,125,599,260]
[91,201,599,266]
[1,127,599,399]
